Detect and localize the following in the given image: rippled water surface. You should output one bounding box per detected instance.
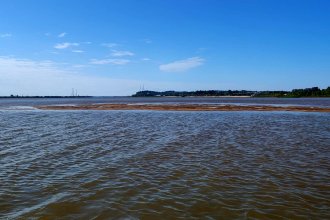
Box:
[1,99,330,219]
[1,97,330,109]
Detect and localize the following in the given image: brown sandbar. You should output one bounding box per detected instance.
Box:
[36,103,330,112]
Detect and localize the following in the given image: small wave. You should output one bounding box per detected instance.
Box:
[6,192,71,219]
[0,106,37,110]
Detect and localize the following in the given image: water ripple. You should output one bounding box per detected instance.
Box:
[0,111,329,219]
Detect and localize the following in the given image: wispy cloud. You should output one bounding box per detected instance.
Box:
[111,50,134,57]
[102,43,118,48]
[58,32,67,38]
[143,38,152,44]
[0,56,210,96]
[0,56,143,96]
[142,58,151,61]
[90,58,130,65]
[0,33,12,38]
[72,50,84,53]
[54,42,79,49]
[159,57,204,72]
[72,64,86,68]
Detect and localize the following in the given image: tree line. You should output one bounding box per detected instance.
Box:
[132,90,256,97]
[132,87,330,98]
[254,87,330,97]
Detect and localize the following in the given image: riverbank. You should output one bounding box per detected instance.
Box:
[36,103,330,112]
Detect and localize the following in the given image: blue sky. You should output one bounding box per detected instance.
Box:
[0,0,329,95]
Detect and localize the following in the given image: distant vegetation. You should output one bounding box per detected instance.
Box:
[254,87,330,97]
[133,90,256,97]
[132,87,330,98]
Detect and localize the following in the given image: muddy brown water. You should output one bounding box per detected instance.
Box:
[0,98,330,219]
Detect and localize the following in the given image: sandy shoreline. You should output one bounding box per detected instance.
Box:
[36,103,330,112]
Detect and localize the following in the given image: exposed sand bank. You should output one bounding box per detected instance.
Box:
[36,103,330,112]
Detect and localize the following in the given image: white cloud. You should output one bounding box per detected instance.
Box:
[54,42,79,49]
[0,56,215,96]
[58,32,67,38]
[72,50,84,53]
[0,33,12,38]
[142,58,151,61]
[0,56,139,96]
[111,50,134,57]
[101,43,118,48]
[90,58,130,65]
[159,57,204,72]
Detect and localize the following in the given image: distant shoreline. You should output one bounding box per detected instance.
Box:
[132,87,330,98]
[132,95,252,98]
[36,103,330,112]
[1,86,330,99]
[2,95,330,99]
[0,96,92,99]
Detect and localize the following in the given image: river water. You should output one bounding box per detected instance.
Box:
[0,97,329,219]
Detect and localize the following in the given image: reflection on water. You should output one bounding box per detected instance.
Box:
[0,110,329,219]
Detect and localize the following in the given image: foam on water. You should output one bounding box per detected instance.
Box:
[0,106,37,110]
